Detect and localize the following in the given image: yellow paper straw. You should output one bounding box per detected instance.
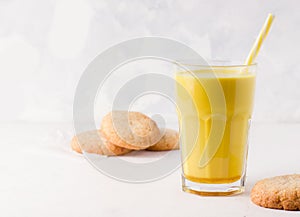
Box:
[245,13,275,65]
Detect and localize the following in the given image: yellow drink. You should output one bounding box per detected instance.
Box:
[176,68,256,186]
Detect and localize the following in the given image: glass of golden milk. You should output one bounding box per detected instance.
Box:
[175,61,256,196]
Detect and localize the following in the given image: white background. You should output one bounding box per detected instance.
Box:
[0,0,300,123]
[1,1,300,217]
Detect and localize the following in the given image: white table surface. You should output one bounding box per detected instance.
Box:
[1,122,300,217]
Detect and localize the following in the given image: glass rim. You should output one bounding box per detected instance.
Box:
[174,59,257,69]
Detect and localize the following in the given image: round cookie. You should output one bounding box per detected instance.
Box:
[146,128,179,151]
[71,130,131,156]
[101,111,161,150]
[251,174,300,211]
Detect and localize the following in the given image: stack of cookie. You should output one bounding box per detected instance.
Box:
[71,111,179,156]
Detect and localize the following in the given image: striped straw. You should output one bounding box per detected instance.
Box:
[245,13,275,65]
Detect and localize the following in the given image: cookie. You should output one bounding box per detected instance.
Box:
[146,128,179,151]
[251,174,300,211]
[71,130,131,156]
[101,111,161,150]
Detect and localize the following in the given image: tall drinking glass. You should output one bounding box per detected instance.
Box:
[175,61,256,196]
